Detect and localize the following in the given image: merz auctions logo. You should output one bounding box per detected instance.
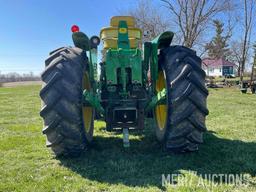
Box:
[162,172,249,187]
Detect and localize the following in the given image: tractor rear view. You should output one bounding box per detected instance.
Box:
[40,16,209,156]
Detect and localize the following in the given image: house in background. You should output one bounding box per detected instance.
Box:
[202,58,237,77]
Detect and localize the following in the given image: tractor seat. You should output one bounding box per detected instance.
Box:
[100,16,142,49]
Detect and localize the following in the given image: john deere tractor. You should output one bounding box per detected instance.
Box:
[40,16,209,156]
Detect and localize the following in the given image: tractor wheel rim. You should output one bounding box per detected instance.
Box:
[155,70,167,130]
[82,72,93,134]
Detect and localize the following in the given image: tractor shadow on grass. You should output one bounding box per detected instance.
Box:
[58,126,256,189]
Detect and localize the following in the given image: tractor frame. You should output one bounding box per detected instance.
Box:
[72,20,173,134]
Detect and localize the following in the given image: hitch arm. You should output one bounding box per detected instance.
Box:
[83,89,104,114]
[145,88,166,112]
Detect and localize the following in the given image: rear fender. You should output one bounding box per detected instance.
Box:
[144,31,174,90]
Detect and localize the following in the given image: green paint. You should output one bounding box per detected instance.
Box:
[83,89,104,114]
[72,32,90,51]
[145,88,166,112]
[72,19,175,130]
[117,21,130,49]
[90,48,98,80]
[105,49,142,84]
[150,31,174,84]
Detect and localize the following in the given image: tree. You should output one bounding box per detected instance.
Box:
[206,20,231,59]
[161,0,234,48]
[240,0,255,85]
[250,42,256,82]
[230,40,244,76]
[126,0,170,42]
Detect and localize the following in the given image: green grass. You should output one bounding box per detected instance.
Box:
[0,85,256,192]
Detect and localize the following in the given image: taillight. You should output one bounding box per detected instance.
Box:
[71,25,79,33]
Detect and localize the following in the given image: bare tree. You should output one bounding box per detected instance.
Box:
[250,42,256,82]
[230,40,244,76]
[161,0,234,48]
[239,0,255,85]
[126,0,170,42]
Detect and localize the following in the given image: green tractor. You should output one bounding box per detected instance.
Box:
[40,16,209,156]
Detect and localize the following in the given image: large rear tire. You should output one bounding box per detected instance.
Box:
[40,47,94,156]
[154,46,209,152]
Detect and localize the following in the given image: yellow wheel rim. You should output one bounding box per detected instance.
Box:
[155,70,167,130]
[82,72,93,134]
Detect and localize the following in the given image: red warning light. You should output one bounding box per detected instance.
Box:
[71,25,79,33]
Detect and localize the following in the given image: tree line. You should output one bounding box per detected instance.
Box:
[0,72,40,83]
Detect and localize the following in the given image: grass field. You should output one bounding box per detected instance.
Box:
[0,85,256,192]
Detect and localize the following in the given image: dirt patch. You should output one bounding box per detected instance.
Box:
[1,81,42,87]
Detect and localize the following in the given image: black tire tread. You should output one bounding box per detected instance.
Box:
[159,45,208,152]
[40,47,91,156]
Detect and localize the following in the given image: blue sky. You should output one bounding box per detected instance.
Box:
[0,0,138,74]
[0,0,255,75]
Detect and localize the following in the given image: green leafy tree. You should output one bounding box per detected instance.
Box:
[206,20,231,59]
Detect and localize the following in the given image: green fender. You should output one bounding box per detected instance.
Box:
[150,31,174,83]
[143,31,174,93]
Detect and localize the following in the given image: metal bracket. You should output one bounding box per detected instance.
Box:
[83,89,104,114]
[145,88,166,112]
[123,128,130,147]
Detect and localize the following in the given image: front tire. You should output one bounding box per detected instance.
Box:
[154,46,209,152]
[40,47,94,156]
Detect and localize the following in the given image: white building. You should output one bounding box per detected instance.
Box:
[202,58,237,77]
